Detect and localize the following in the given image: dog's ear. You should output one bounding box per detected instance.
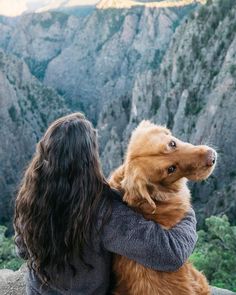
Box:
[121,168,156,210]
[109,164,125,191]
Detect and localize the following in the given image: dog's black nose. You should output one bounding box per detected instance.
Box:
[206,150,216,166]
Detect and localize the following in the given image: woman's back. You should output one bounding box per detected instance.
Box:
[17,187,197,294]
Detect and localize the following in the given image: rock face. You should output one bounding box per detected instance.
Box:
[1,5,189,226]
[149,0,236,226]
[97,0,206,9]
[0,12,83,81]
[43,4,195,120]
[0,0,235,228]
[0,267,26,295]
[0,50,68,226]
[97,0,236,226]
[212,288,236,295]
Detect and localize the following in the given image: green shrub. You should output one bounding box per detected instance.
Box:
[190,215,236,292]
[151,95,161,114]
[215,41,225,58]
[189,11,195,20]
[25,58,50,81]
[191,34,201,60]
[206,0,213,6]
[0,226,23,271]
[8,105,17,122]
[185,89,203,116]
[229,171,236,178]
[40,12,69,29]
[230,65,236,78]
[177,56,185,72]
[150,49,163,69]
[218,0,235,17]
[198,6,209,21]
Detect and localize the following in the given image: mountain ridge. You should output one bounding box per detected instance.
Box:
[97,0,206,9]
[0,49,68,226]
[0,0,235,228]
[99,0,236,226]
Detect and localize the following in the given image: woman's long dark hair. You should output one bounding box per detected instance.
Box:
[14,112,110,284]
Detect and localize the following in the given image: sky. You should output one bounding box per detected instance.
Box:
[26,0,99,4]
[0,0,99,16]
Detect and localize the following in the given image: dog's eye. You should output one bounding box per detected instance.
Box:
[167,165,176,174]
[169,140,176,148]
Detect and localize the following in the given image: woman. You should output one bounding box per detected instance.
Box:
[14,112,197,295]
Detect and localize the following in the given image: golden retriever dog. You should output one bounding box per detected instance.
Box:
[109,120,217,295]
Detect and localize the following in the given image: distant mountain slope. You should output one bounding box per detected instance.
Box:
[44,4,195,119]
[97,0,205,9]
[0,50,68,226]
[0,11,83,81]
[98,0,236,226]
[0,3,197,227]
[0,0,236,228]
[0,3,195,117]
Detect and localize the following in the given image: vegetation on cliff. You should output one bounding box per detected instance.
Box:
[0,226,22,270]
[190,215,236,292]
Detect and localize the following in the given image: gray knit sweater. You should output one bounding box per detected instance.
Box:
[16,189,197,295]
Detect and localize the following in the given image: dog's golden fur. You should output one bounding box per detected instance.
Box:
[109,120,216,295]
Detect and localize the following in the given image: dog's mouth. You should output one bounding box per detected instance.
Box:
[187,165,216,181]
[186,149,217,181]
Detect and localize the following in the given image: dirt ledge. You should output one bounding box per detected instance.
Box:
[0,267,235,295]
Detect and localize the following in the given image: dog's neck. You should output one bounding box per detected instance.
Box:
[134,179,191,229]
[153,178,190,201]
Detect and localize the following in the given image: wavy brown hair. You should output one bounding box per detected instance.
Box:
[14,112,110,284]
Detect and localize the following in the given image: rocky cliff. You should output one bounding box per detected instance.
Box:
[0,50,68,226]
[44,4,195,119]
[97,0,206,9]
[98,0,236,226]
[0,11,84,82]
[0,0,235,227]
[0,2,196,118]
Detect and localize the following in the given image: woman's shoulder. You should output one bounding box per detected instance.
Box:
[96,185,124,222]
[102,184,123,202]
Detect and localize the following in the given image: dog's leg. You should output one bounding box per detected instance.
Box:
[190,267,211,295]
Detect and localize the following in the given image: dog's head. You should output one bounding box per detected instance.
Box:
[115,120,217,209]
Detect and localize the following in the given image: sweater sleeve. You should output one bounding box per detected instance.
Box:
[100,197,197,272]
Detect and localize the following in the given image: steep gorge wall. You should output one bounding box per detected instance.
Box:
[0,0,235,227]
[0,4,192,227]
[0,11,83,82]
[44,5,194,120]
[0,50,68,226]
[98,0,236,226]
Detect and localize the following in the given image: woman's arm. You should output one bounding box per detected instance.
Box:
[100,197,197,272]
